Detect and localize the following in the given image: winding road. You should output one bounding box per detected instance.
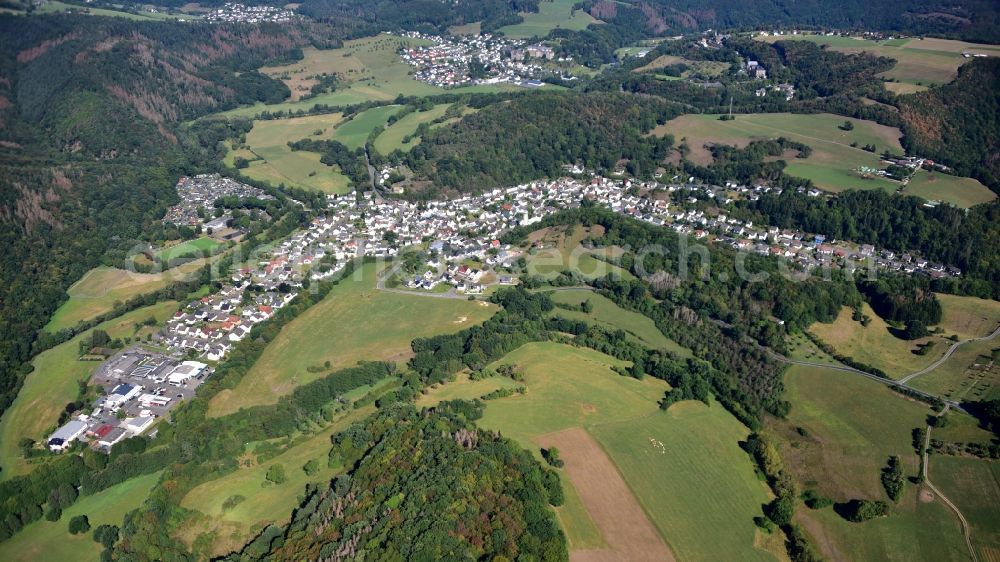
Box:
[924,406,979,562]
[899,325,1000,384]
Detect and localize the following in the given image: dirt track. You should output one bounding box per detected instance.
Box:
[538,427,675,562]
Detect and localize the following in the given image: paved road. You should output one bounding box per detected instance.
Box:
[898,325,1000,384]
[924,406,979,562]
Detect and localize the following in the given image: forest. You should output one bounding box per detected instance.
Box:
[402,92,678,194]
[738,189,1000,299]
[224,402,567,561]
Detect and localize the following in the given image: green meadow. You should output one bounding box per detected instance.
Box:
[770,364,972,561]
[498,0,599,39]
[653,112,909,195]
[329,105,401,150]
[548,290,692,357]
[758,33,1000,87]
[421,341,778,561]
[218,34,516,119]
[931,456,1000,560]
[155,237,221,262]
[903,170,995,208]
[207,261,496,416]
[373,103,451,154]
[0,301,179,479]
[0,471,161,562]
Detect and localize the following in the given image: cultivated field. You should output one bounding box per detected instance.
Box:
[221,34,515,119]
[652,113,907,194]
[0,301,179,479]
[903,170,996,208]
[0,471,161,562]
[758,34,1000,87]
[373,103,451,154]
[932,456,1000,561]
[44,264,202,333]
[770,364,970,562]
[422,341,779,561]
[498,0,598,39]
[548,290,692,357]
[207,262,496,416]
[810,304,948,379]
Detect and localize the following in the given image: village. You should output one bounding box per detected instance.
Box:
[44,168,962,455]
[202,2,297,24]
[398,31,566,88]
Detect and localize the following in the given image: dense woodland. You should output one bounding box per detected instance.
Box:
[225,402,567,561]
[403,92,678,193]
[738,190,1000,298]
[298,0,540,34]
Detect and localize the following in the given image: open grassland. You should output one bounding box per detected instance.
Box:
[221,34,515,119]
[228,113,352,194]
[179,406,374,555]
[758,34,1000,86]
[797,490,968,562]
[774,365,932,500]
[769,364,970,562]
[497,0,598,39]
[207,262,496,416]
[810,304,948,379]
[932,456,1000,561]
[937,293,1000,340]
[0,471,161,562]
[903,170,995,208]
[634,55,731,78]
[44,263,202,333]
[909,338,1000,403]
[155,236,221,262]
[932,411,997,444]
[329,105,401,150]
[785,332,841,366]
[373,103,451,154]
[525,225,633,281]
[421,341,778,561]
[652,113,906,195]
[548,291,692,357]
[37,1,194,20]
[0,301,179,479]
[589,404,779,562]
[447,21,481,35]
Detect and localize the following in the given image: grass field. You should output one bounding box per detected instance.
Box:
[769,364,970,562]
[44,264,203,333]
[373,103,451,154]
[0,471,161,562]
[498,0,598,39]
[36,1,194,20]
[548,291,692,357]
[932,456,1000,561]
[219,34,515,119]
[179,406,374,555]
[634,55,731,79]
[207,261,496,416]
[903,170,996,208]
[652,113,908,195]
[524,225,632,281]
[758,34,1000,87]
[909,337,1000,403]
[421,341,778,561]
[155,237,221,262]
[937,293,1000,340]
[329,105,401,150]
[0,301,179,479]
[226,113,352,194]
[810,304,948,379]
